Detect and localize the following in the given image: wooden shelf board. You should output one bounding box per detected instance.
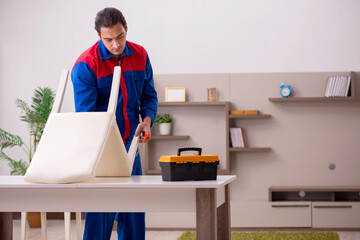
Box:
[269,186,360,192]
[229,147,271,152]
[151,135,190,140]
[229,114,271,119]
[158,101,230,106]
[269,97,360,102]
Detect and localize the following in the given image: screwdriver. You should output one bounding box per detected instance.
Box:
[135,133,150,157]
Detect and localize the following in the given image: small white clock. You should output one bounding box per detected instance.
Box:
[280,84,291,98]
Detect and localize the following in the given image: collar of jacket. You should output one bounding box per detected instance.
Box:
[98,40,134,60]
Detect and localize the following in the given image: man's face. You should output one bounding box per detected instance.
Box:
[99,22,127,59]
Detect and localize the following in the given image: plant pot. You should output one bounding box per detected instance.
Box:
[27,212,41,228]
[159,123,172,136]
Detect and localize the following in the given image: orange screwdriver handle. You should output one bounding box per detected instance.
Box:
[143,133,150,142]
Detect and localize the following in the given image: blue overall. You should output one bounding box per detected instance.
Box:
[72,40,157,240]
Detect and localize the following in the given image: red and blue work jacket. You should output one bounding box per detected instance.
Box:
[71,40,158,144]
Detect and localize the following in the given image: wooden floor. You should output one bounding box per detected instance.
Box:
[12,220,360,240]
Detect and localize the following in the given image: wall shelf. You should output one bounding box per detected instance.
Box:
[229,114,271,119]
[158,101,229,106]
[269,97,360,102]
[269,71,358,103]
[151,135,190,140]
[228,113,271,155]
[229,147,271,152]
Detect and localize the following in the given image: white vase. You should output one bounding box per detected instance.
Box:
[159,123,171,136]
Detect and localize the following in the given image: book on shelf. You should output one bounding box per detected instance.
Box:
[324,75,351,97]
[229,110,259,115]
[230,128,245,148]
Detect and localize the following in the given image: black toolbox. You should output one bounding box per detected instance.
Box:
[159,147,220,181]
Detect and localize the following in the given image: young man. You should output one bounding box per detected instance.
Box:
[71,7,158,240]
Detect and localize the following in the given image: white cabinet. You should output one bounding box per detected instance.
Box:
[268,186,360,229]
[231,201,311,228]
[312,202,360,228]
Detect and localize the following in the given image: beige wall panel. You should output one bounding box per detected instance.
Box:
[148,72,360,228]
[229,72,360,202]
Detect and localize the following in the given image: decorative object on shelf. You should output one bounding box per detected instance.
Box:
[207,88,216,102]
[324,75,351,97]
[280,84,292,98]
[230,128,245,148]
[165,87,186,102]
[154,113,173,136]
[229,110,259,115]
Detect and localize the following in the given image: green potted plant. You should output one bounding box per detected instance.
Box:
[0,87,55,227]
[154,113,173,136]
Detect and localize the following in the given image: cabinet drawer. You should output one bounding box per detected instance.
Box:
[231,201,311,228]
[312,202,360,228]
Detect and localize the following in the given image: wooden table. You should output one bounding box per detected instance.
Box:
[0,175,236,240]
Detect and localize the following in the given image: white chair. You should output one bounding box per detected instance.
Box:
[22,66,139,238]
[24,66,139,184]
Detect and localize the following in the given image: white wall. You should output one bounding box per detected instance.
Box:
[1,0,360,173]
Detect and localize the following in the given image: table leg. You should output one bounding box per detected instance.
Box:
[76,212,83,240]
[21,212,27,240]
[0,212,13,240]
[41,212,47,240]
[217,184,230,240]
[196,188,217,240]
[64,212,71,240]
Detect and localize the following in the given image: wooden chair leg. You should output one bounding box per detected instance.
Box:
[64,212,71,240]
[21,212,27,240]
[76,212,82,240]
[40,212,47,240]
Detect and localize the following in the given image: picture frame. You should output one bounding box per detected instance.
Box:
[165,87,186,102]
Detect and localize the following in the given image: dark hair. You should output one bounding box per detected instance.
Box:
[94,8,127,34]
